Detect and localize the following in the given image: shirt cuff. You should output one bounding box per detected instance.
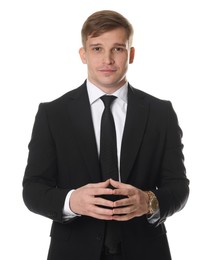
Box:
[147,209,160,224]
[63,190,80,219]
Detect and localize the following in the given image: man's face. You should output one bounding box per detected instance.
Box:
[79,28,135,93]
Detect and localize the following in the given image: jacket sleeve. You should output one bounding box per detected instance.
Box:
[153,102,190,225]
[22,103,70,223]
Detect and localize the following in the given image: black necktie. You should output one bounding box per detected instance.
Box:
[100,95,121,250]
[100,95,118,182]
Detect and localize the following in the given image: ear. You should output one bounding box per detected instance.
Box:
[129,47,135,64]
[79,47,87,64]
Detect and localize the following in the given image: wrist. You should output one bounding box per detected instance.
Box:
[63,190,80,217]
[145,191,159,215]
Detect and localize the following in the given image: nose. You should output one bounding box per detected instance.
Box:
[103,51,114,65]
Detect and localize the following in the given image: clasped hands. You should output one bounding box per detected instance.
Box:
[69,179,149,221]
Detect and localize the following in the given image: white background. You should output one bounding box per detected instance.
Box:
[0,0,213,259]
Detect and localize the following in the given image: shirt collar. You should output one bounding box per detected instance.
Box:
[86,79,128,105]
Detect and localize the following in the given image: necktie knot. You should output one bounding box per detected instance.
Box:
[100,95,117,108]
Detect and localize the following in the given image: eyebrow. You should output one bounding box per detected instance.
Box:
[88,43,127,48]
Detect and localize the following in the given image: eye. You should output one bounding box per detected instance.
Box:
[92,47,102,52]
[113,47,124,53]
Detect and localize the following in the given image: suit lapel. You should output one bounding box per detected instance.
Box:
[67,83,101,183]
[120,86,150,182]
[66,83,149,184]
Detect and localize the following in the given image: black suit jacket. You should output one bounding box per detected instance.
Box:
[23,82,189,260]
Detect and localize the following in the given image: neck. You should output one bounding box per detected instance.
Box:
[88,79,127,94]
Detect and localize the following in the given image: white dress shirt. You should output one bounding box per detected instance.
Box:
[63,80,128,218]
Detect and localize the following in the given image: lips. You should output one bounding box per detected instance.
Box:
[98,68,117,73]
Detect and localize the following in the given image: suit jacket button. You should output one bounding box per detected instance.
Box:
[96,234,102,241]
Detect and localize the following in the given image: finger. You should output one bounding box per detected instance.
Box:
[109,179,123,188]
[113,197,133,208]
[94,197,114,208]
[110,179,133,189]
[93,204,113,216]
[87,204,114,219]
[87,179,110,188]
[89,212,113,220]
[92,187,114,196]
[112,212,135,221]
[113,188,133,197]
[113,204,136,215]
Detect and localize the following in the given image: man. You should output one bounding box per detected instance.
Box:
[23,10,189,260]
